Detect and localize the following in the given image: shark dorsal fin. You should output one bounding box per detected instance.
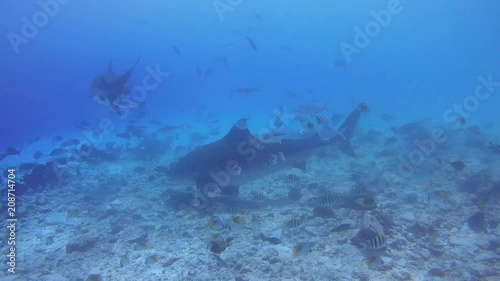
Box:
[337,109,361,140]
[223,119,255,146]
[103,61,115,84]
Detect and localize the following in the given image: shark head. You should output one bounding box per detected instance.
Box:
[90,58,140,115]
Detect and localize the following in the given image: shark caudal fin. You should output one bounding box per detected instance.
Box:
[332,108,362,157]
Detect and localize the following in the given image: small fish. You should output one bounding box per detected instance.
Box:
[428,190,450,201]
[49,148,68,156]
[472,195,497,209]
[306,121,314,130]
[227,206,238,214]
[285,216,306,228]
[252,192,265,201]
[260,233,281,245]
[172,45,181,55]
[116,132,131,140]
[120,254,130,267]
[266,154,278,167]
[316,116,327,125]
[456,115,466,125]
[133,241,151,251]
[245,35,257,51]
[386,177,395,186]
[406,194,418,204]
[318,194,345,206]
[33,151,43,159]
[208,215,226,230]
[350,184,365,196]
[355,197,377,210]
[330,223,351,232]
[487,142,500,154]
[365,256,384,267]
[292,243,312,257]
[233,87,260,95]
[358,103,369,113]
[67,208,81,218]
[208,234,232,254]
[232,216,244,224]
[5,147,21,155]
[210,240,229,254]
[295,100,331,115]
[288,174,300,182]
[449,160,465,171]
[145,254,160,265]
[362,235,386,250]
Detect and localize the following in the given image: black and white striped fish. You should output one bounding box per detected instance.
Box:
[362,235,386,250]
[488,142,500,154]
[316,116,327,125]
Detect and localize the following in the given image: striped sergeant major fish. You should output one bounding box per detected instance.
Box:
[362,235,386,250]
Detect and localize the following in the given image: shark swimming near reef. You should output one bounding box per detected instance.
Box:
[90,58,140,115]
[167,107,365,196]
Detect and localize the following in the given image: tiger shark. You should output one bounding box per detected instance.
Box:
[167,107,364,195]
[90,58,140,115]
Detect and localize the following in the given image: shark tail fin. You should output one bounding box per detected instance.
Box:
[333,108,362,157]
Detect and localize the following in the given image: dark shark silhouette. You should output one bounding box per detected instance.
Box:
[167,108,363,192]
[91,58,140,115]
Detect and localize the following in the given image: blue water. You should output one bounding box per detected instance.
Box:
[1,1,500,280]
